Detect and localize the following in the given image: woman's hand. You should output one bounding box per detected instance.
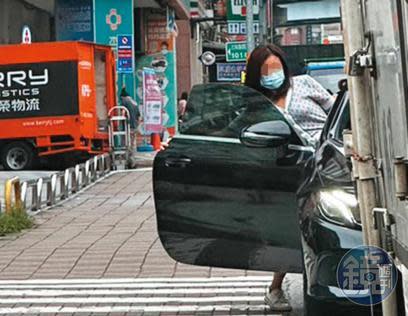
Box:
[160,138,172,151]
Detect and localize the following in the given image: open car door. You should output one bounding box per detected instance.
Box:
[153,83,313,273]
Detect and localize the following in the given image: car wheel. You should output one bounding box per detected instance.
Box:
[1,142,35,171]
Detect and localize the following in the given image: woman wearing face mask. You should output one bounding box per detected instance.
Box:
[245,45,335,145]
[218,45,334,146]
[242,45,335,311]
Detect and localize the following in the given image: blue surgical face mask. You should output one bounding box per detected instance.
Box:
[260,70,285,90]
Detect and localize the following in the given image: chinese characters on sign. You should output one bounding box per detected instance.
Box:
[229,0,259,17]
[0,62,79,119]
[227,0,260,35]
[217,63,246,81]
[146,16,173,54]
[337,245,398,306]
[55,0,94,41]
[0,99,40,113]
[117,35,134,73]
[93,0,135,99]
[0,68,47,114]
[225,41,247,62]
[142,68,163,134]
[227,21,259,35]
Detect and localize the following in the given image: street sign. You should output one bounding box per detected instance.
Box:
[21,26,32,44]
[226,42,247,62]
[226,0,259,36]
[227,21,259,35]
[227,0,259,20]
[217,63,246,81]
[55,0,94,42]
[117,35,133,73]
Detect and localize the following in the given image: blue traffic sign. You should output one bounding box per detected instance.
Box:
[117,35,133,73]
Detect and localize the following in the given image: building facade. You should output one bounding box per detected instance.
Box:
[0,0,199,137]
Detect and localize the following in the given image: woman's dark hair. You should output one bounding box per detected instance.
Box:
[180,92,188,100]
[245,44,291,100]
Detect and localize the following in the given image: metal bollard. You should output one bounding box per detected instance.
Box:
[21,182,28,209]
[46,174,57,206]
[80,165,85,187]
[99,155,105,176]
[32,183,37,211]
[2,154,112,214]
[61,169,70,199]
[106,154,112,171]
[46,181,52,206]
[36,178,43,210]
[4,177,22,214]
[93,156,98,181]
[84,160,90,187]
[73,165,80,193]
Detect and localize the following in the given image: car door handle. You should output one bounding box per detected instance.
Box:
[165,157,192,168]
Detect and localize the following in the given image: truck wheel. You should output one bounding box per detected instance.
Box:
[1,142,34,171]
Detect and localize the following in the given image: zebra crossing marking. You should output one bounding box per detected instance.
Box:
[0,276,275,315]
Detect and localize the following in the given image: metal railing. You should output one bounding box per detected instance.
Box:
[3,153,112,214]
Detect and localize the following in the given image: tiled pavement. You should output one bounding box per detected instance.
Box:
[0,169,303,315]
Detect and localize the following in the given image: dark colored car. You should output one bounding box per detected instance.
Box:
[153,83,393,315]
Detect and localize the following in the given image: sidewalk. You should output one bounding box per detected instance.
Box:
[132,151,156,168]
[0,170,271,280]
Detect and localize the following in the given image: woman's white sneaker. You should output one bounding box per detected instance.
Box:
[264,288,292,312]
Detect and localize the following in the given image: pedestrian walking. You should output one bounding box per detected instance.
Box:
[178,91,188,122]
[241,44,335,311]
[120,87,140,166]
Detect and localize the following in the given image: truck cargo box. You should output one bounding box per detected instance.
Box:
[0,42,116,170]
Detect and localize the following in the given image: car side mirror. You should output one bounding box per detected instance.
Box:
[240,120,292,148]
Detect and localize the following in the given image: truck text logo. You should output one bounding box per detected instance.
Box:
[0,69,48,88]
[0,69,48,113]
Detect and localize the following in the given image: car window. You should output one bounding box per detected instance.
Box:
[180,83,295,140]
[334,101,351,141]
[320,89,348,143]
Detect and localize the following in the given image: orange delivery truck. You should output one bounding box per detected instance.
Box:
[0,41,117,170]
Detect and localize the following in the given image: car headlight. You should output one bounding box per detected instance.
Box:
[318,189,360,227]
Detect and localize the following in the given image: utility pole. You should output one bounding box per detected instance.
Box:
[258,0,266,44]
[270,0,274,43]
[341,0,378,247]
[340,0,397,315]
[246,0,255,53]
